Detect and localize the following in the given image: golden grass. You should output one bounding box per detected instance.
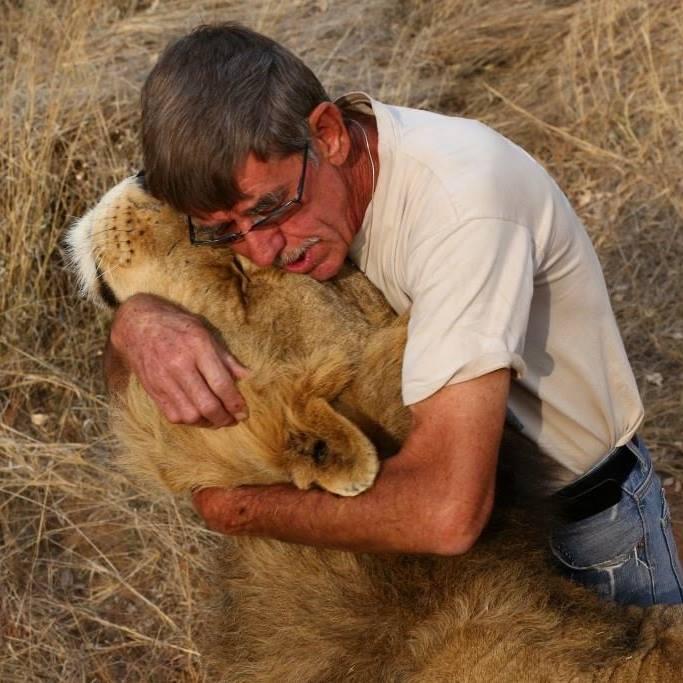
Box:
[1,0,682,679]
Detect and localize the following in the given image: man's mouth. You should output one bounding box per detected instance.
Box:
[275,238,320,273]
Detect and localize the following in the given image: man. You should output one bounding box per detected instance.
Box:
[108,23,683,605]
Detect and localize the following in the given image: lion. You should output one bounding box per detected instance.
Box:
[67,174,410,498]
[67,176,683,682]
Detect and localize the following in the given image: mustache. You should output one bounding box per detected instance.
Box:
[274,238,321,267]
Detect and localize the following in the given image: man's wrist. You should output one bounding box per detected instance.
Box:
[103,335,131,395]
[109,295,135,352]
[110,293,160,353]
[193,486,264,537]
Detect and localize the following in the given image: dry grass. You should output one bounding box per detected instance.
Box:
[1,0,682,680]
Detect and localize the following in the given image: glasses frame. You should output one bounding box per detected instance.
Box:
[188,145,309,246]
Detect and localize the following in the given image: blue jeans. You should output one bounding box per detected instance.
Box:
[549,437,683,606]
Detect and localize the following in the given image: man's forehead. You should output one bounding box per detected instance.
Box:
[237,152,298,194]
[190,152,300,221]
[192,160,294,222]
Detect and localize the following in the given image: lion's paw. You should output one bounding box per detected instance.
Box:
[286,431,380,497]
[313,449,380,497]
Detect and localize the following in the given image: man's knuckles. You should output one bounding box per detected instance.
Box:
[179,406,205,425]
[183,322,214,346]
[197,397,226,419]
[158,395,202,425]
[211,380,243,406]
[162,406,182,424]
[165,399,237,427]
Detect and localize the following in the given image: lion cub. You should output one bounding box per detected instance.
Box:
[67,175,410,497]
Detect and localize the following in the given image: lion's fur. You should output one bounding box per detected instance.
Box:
[67,177,683,681]
[67,175,406,496]
[202,531,683,682]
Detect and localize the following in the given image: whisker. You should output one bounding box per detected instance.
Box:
[87,225,137,240]
[167,239,181,256]
[96,261,121,284]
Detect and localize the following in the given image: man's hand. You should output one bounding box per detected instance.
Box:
[108,293,249,428]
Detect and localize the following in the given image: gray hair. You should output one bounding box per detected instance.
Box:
[141,23,330,215]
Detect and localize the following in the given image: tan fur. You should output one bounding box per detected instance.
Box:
[69,177,683,681]
[68,176,404,497]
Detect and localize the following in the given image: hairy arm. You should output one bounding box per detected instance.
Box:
[193,369,510,555]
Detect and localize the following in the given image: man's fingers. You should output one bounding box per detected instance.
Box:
[151,379,198,425]
[143,344,246,427]
[172,370,237,427]
[154,382,214,427]
[220,348,251,381]
[198,350,249,421]
[111,295,250,428]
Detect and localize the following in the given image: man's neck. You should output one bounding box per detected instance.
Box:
[343,114,379,236]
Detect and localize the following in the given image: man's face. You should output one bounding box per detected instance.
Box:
[190,147,360,281]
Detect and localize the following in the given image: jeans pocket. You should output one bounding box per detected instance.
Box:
[550,491,643,570]
[549,492,651,603]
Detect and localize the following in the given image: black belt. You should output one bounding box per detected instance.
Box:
[553,439,639,523]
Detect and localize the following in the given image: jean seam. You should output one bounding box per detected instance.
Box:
[635,489,656,604]
[548,542,635,571]
[659,491,683,602]
[622,442,657,602]
[660,522,683,601]
[626,454,653,500]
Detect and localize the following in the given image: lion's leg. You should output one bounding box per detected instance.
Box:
[283,395,380,497]
[339,318,411,446]
[277,353,380,496]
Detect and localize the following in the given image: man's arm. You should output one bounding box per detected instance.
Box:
[193,369,510,555]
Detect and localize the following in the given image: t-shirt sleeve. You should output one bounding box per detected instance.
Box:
[402,218,534,405]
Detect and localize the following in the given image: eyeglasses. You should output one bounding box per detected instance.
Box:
[188,145,309,246]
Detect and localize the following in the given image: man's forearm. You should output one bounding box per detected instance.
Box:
[193,371,509,555]
[195,464,449,554]
[194,442,494,555]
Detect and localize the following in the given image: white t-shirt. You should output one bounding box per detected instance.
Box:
[340,92,643,477]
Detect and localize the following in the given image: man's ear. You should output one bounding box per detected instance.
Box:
[307,102,351,167]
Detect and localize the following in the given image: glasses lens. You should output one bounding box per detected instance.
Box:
[193,220,242,244]
[253,200,301,230]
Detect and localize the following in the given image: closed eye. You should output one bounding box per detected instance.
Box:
[209,220,238,237]
[246,188,288,217]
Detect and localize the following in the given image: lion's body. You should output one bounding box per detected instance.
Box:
[203,531,683,682]
[67,177,683,681]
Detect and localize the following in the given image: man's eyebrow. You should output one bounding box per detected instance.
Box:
[245,186,288,215]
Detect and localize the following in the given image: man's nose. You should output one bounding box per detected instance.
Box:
[243,226,286,267]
